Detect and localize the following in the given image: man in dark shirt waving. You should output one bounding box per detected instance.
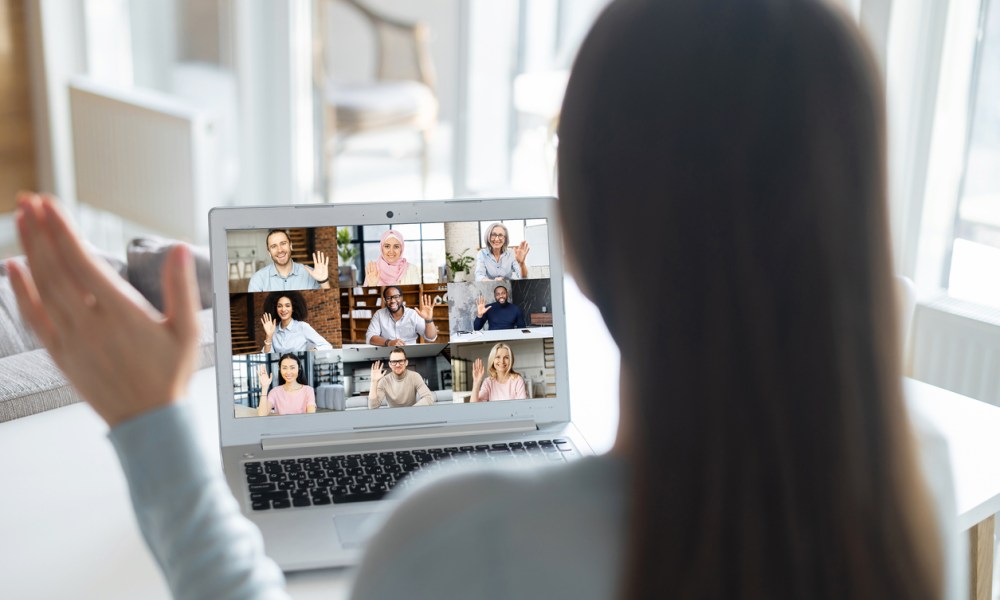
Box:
[473,285,526,331]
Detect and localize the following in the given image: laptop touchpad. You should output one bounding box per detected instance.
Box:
[333,513,377,548]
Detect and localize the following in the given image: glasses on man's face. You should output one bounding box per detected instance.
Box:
[384,294,402,302]
[388,359,405,366]
[489,232,505,240]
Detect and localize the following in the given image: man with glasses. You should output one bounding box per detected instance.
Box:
[365,286,438,346]
[368,348,435,409]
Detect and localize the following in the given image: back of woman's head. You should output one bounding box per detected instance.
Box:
[558,0,940,597]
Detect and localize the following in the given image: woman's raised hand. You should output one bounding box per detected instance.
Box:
[261,313,276,339]
[472,357,485,383]
[8,193,200,426]
[513,240,530,264]
[257,364,272,390]
[364,261,379,285]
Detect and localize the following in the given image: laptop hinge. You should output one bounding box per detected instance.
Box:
[260,419,538,451]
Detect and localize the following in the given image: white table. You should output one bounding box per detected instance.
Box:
[904,378,1000,600]
[3,281,997,599]
[450,326,554,343]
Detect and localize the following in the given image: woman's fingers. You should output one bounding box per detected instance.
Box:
[16,196,81,331]
[37,195,122,306]
[7,259,59,352]
[161,244,200,345]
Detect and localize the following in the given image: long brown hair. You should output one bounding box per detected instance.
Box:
[557,0,941,598]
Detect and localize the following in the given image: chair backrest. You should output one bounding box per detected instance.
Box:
[313,0,436,91]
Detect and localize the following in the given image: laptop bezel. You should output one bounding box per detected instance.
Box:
[209,197,572,447]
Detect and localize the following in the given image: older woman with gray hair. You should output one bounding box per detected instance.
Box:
[474,222,530,281]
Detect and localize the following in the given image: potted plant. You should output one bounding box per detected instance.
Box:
[337,228,359,287]
[446,250,475,282]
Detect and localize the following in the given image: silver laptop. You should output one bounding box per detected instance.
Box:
[209,197,592,570]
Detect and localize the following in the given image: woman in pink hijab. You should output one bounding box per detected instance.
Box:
[363,229,421,286]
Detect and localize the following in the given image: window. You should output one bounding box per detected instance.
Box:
[945,0,1000,306]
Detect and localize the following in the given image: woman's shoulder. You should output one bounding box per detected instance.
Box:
[352,455,627,598]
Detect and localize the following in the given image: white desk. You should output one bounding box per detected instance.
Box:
[2,281,997,599]
[904,378,1000,600]
[450,326,554,344]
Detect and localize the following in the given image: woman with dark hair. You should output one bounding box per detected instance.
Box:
[7,0,960,598]
[256,353,316,416]
[355,1,957,598]
[260,291,332,354]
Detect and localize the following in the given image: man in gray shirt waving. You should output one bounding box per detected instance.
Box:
[368,348,435,409]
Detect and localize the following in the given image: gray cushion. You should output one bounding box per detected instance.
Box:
[127,237,213,311]
[0,309,215,423]
[0,349,81,422]
[0,250,128,359]
[0,275,39,357]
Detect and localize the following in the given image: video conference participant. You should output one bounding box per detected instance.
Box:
[367,348,434,409]
[365,286,438,347]
[256,354,316,415]
[260,291,332,354]
[470,343,527,402]
[474,222,530,281]
[247,229,331,292]
[362,229,421,286]
[473,285,525,331]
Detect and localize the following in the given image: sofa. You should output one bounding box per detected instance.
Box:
[0,238,216,422]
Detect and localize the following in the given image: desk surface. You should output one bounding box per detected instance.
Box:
[2,279,996,599]
[904,378,1000,531]
[450,326,554,343]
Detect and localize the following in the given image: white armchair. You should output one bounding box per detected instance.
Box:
[315,0,439,199]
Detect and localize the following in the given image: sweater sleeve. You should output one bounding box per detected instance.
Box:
[109,403,288,600]
[414,374,435,406]
[514,306,526,329]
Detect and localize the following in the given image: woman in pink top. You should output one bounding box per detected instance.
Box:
[470,342,528,402]
[256,353,316,416]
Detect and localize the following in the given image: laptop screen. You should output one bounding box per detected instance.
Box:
[225,219,555,419]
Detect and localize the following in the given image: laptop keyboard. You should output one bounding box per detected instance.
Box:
[244,439,572,510]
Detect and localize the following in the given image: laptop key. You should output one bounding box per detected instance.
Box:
[272,499,292,509]
[292,497,311,507]
[332,489,387,504]
[252,501,270,511]
[248,483,277,492]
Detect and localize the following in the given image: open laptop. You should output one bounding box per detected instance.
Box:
[209,197,592,570]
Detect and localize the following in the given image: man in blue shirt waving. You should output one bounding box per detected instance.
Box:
[473,285,526,331]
